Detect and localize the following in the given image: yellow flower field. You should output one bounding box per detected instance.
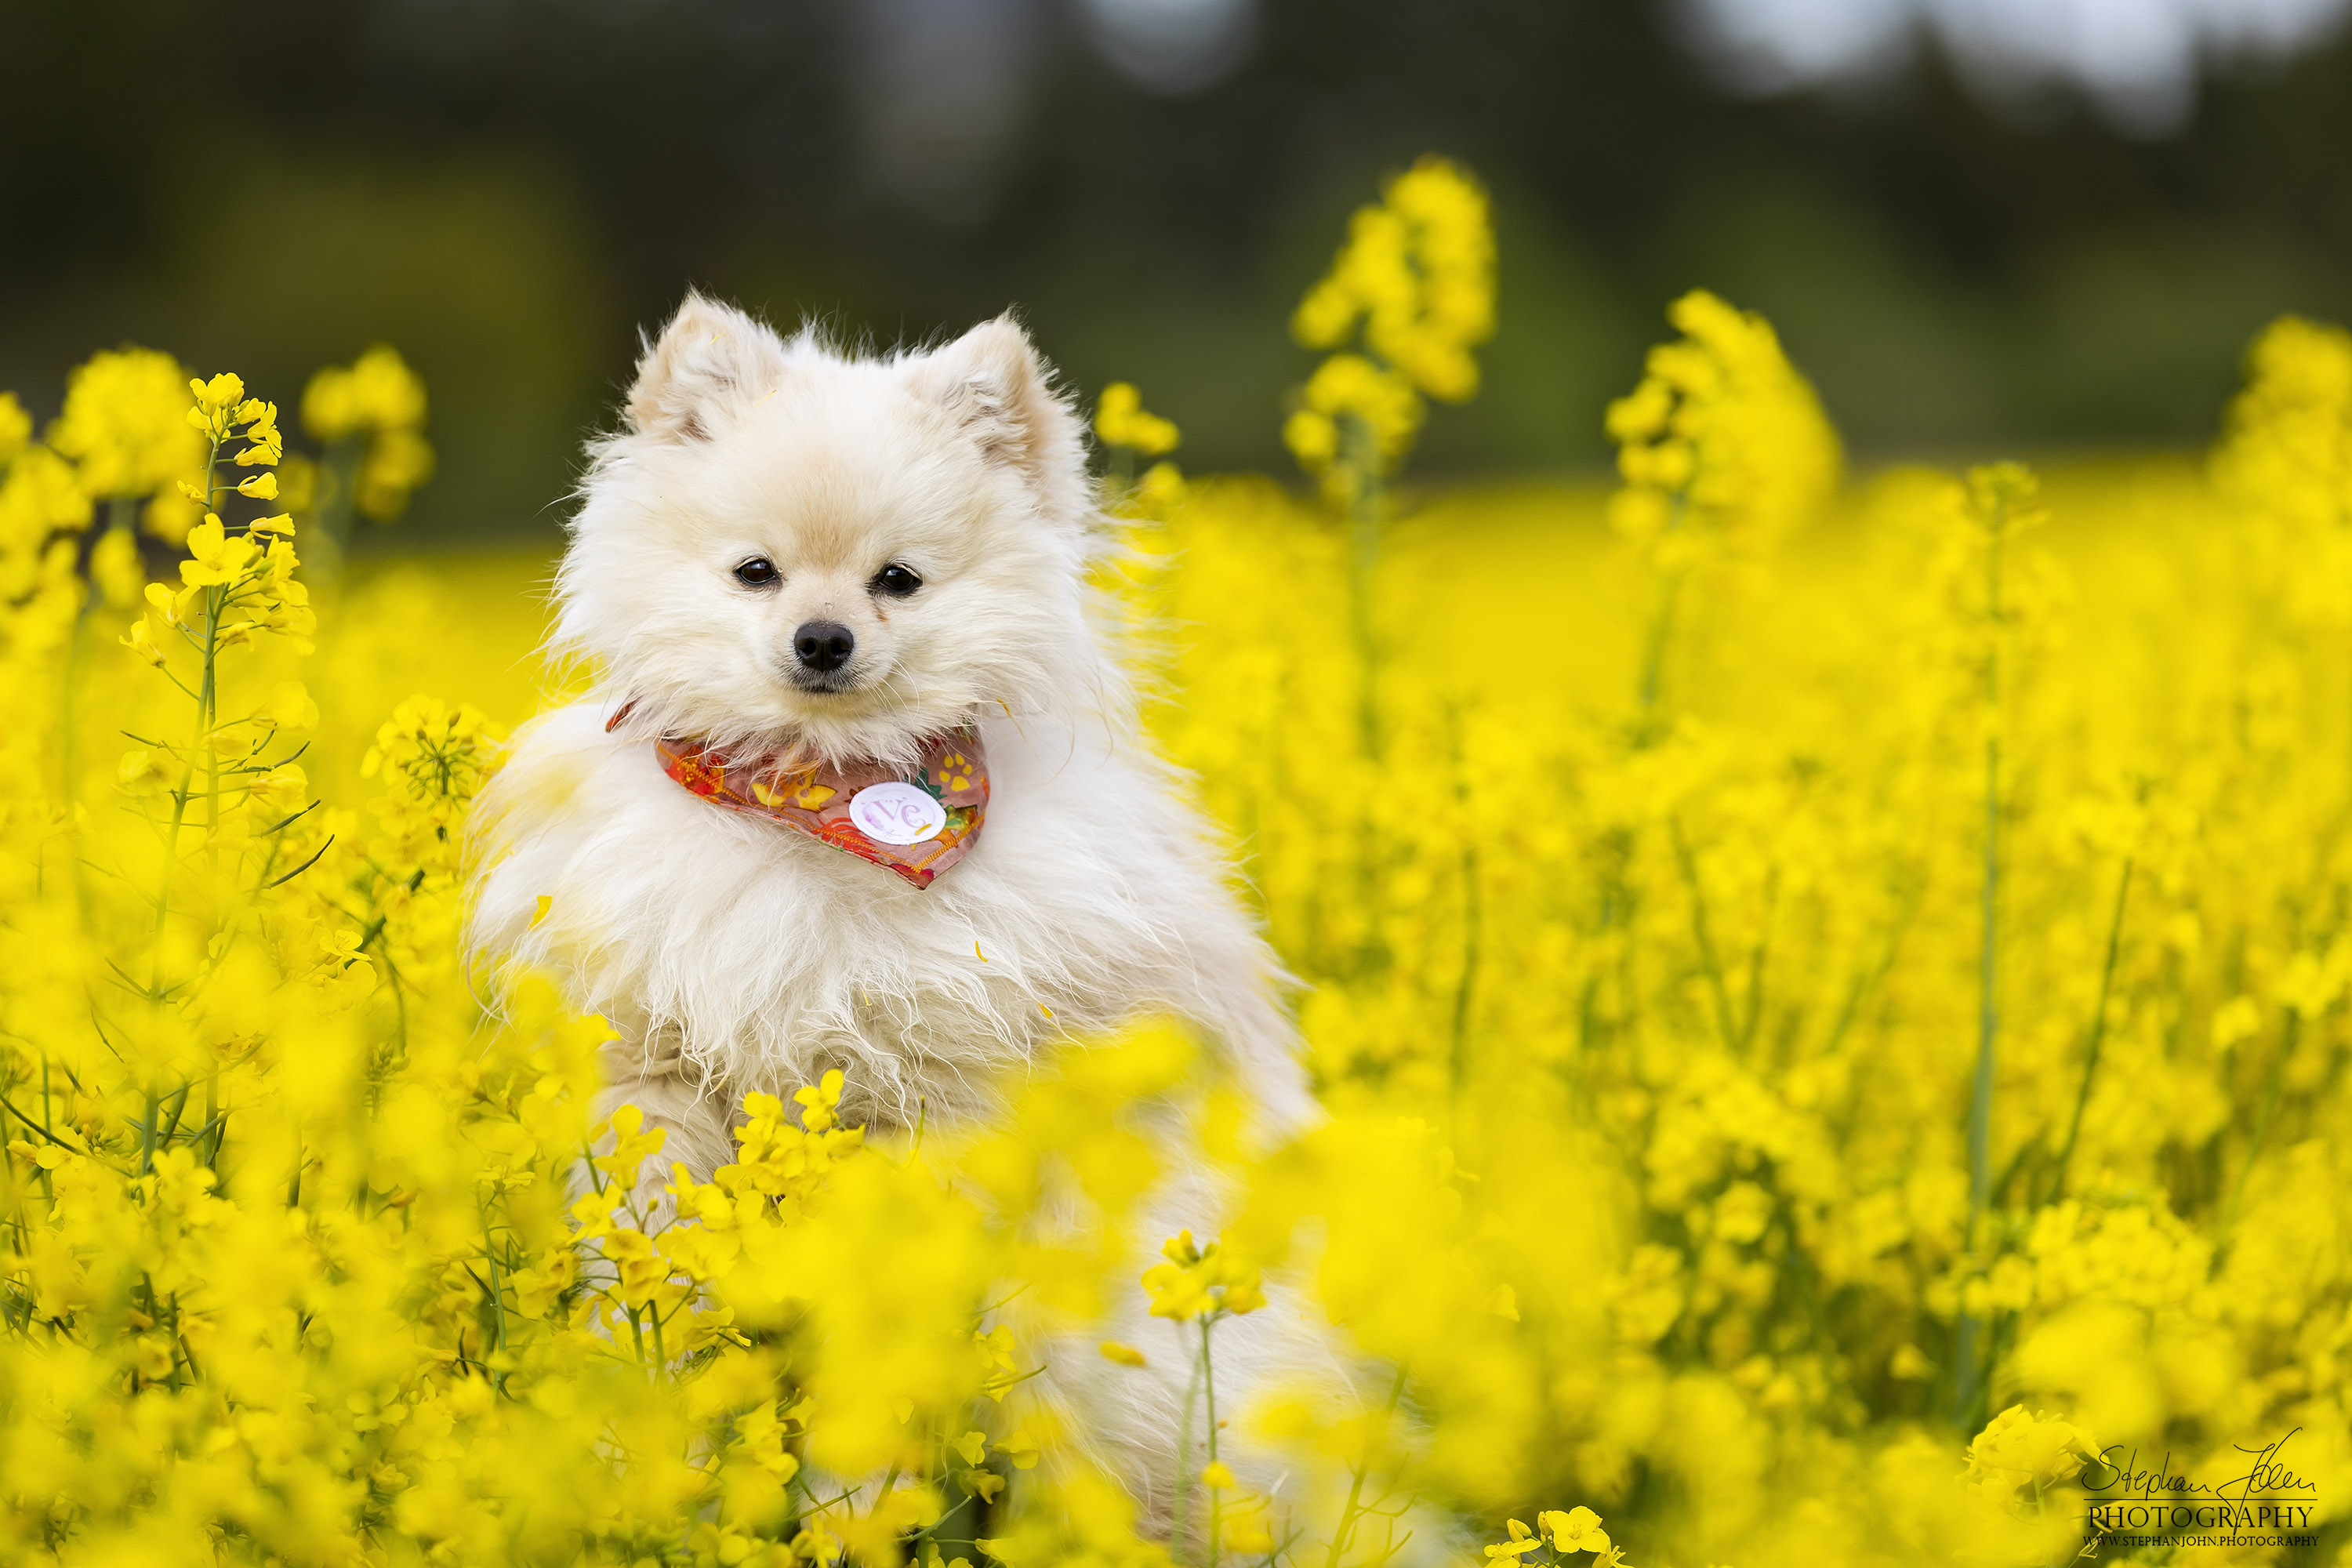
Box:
[3,159,2350,1567]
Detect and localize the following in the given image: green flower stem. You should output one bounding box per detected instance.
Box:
[2047,858,2132,1205]
[1323,1367,1406,1568]
[1201,1316,1221,1568]
[1171,1319,1206,1558]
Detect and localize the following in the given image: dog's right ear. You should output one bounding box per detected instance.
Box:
[625,292,787,442]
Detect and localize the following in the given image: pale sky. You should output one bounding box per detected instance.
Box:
[1076,0,2347,132]
[1677,0,2349,131]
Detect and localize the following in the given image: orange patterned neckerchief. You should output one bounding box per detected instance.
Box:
[607,706,989,889]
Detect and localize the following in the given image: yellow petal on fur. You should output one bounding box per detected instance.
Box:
[531,895,553,928]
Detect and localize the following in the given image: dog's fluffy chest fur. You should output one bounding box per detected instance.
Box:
[475,702,1283,1134]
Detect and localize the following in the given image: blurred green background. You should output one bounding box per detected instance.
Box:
[5,0,2350,546]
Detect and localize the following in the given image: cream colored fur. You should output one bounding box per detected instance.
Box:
[466,296,1379,1540]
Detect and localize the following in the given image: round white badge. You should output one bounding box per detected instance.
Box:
[848,781,948,845]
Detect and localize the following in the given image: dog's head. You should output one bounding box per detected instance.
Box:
[557,295,1108,766]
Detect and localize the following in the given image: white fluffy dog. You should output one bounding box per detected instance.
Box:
[468,295,1335,1531]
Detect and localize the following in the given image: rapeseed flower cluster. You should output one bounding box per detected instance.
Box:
[2211,314,2352,630]
[47,349,212,539]
[297,345,436,573]
[5,157,2352,1568]
[1603,291,1841,726]
[1603,291,1839,561]
[1094,383,1187,519]
[1484,1508,1620,1566]
[1285,157,1494,510]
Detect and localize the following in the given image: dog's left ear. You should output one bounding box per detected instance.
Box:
[909,316,1088,525]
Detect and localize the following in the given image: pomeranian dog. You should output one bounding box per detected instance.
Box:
[467,295,1343,1534]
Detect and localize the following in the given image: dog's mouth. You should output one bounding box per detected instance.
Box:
[785,666,862,695]
[768,645,875,696]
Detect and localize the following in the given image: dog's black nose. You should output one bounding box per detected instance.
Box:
[793,620,855,673]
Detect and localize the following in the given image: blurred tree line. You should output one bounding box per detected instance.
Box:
[3,0,2348,543]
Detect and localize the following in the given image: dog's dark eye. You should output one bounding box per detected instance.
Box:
[734,557,779,587]
[872,563,922,597]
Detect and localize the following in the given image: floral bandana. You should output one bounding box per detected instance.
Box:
[609,706,989,889]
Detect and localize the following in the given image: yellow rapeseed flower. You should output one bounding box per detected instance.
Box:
[1094,382,1181,458]
[303,344,434,524]
[48,347,205,504]
[1538,1507,1611,1555]
[1141,1229,1265,1320]
[1606,289,1840,564]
